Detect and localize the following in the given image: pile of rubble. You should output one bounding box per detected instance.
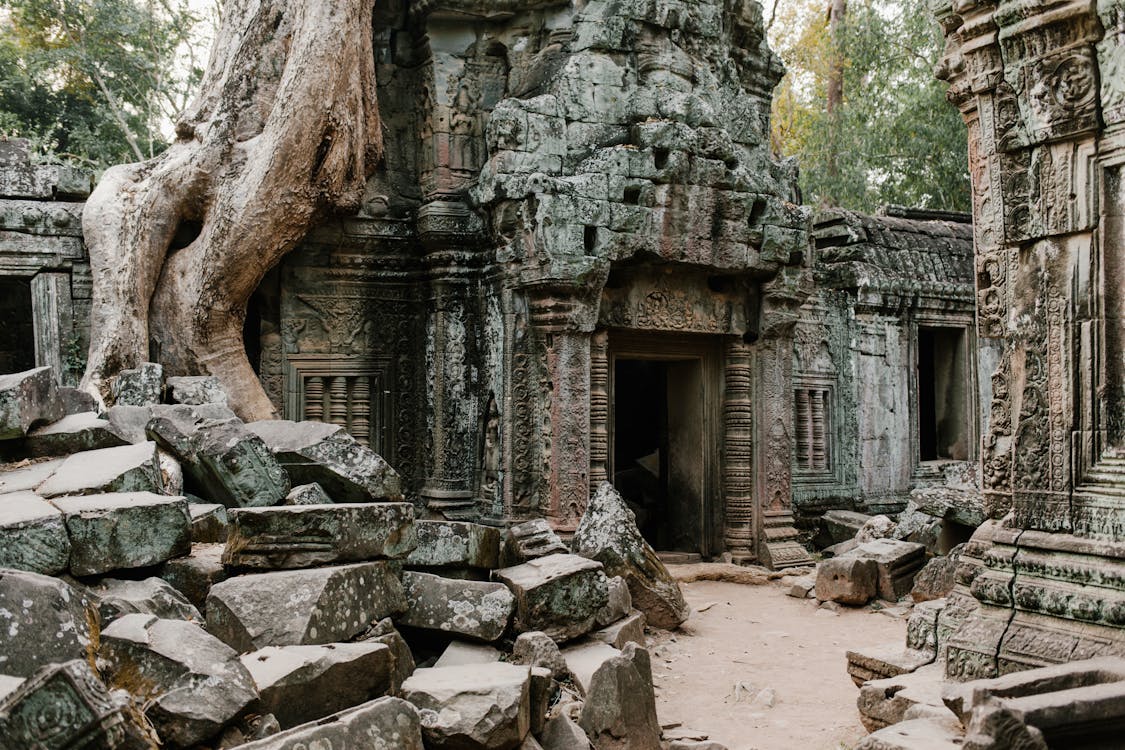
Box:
[0,364,704,750]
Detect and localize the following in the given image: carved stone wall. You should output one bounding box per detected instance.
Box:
[935,0,1125,678]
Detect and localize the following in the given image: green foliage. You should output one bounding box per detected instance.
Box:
[770,0,971,212]
[0,0,207,168]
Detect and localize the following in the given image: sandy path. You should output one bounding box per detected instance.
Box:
[651,579,906,750]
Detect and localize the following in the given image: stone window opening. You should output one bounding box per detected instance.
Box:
[0,278,36,374]
[917,326,970,462]
[794,385,832,474]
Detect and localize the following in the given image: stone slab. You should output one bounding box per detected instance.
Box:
[189,502,229,543]
[501,518,568,566]
[85,576,202,625]
[494,553,608,642]
[851,538,928,601]
[166,376,229,406]
[111,362,163,407]
[52,492,192,576]
[0,569,93,677]
[0,491,69,574]
[400,571,514,642]
[158,543,228,613]
[402,662,531,750]
[0,457,64,494]
[223,503,415,570]
[206,561,407,652]
[407,520,501,569]
[434,641,504,668]
[0,367,62,440]
[22,412,129,457]
[854,718,965,750]
[233,696,424,750]
[35,441,163,497]
[590,610,646,650]
[816,555,879,605]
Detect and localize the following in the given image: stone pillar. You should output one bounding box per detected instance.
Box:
[751,274,814,569]
[589,329,610,490]
[723,338,755,559]
[31,272,74,384]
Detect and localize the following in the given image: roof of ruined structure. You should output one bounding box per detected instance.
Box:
[810,207,974,303]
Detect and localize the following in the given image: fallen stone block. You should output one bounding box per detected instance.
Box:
[52,492,192,576]
[100,613,258,748]
[494,553,608,642]
[22,412,129,456]
[223,502,415,570]
[149,417,289,508]
[595,575,632,627]
[0,491,70,574]
[159,543,228,612]
[232,696,424,750]
[857,515,898,543]
[0,569,94,677]
[816,556,878,605]
[911,547,962,603]
[528,666,553,735]
[35,441,163,497]
[402,662,532,750]
[819,509,872,546]
[853,717,965,750]
[407,520,501,569]
[359,617,416,693]
[853,538,928,601]
[858,664,954,732]
[190,502,229,543]
[578,642,661,750]
[247,419,401,501]
[400,571,514,642]
[562,640,621,695]
[241,642,394,729]
[572,483,689,630]
[167,375,229,406]
[847,643,935,687]
[540,713,591,750]
[786,575,816,598]
[0,660,137,749]
[105,402,238,443]
[206,561,407,652]
[912,485,986,529]
[111,362,163,406]
[85,576,202,625]
[0,366,62,440]
[0,457,64,494]
[284,482,332,505]
[511,631,568,679]
[501,518,569,565]
[58,386,99,415]
[893,501,943,554]
[434,641,504,668]
[590,610,646,650]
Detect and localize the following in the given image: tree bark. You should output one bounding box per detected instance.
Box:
[80,0,381,419]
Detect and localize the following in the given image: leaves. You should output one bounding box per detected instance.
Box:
[768,0,970,212]
[0,0,208,168]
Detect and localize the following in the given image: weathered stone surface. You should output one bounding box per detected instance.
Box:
[911,486,985,529]
[911,549,961,603]
[846,642,935,687]
[816,555,878,605]
[223,503,415,570]
[0,675,23,701]
[590,611,646,650]
[578,642,661,750]
[284,482,331,505]
[111,362,163,407]
[407,520,501,569]
[233,696,424,750]
[158,543,228,613]
[858,664,953,732]
[206,561,407,652]
[400,571,514,642]
[246,419,401,501]
[52,492,192,576]
[511,631,568,679]
[35,441,163,497]
[572,484,689,630]
[167,375,229,406]
[0,660,135,750]
[595,575,632,627]
[57,386,99,415]
[562,640,621,695]
[359,618,416,693]
[853,718,965,750]
[0,569,93,677]
[892,502,943,555]
[402,662,531,750]
[434,641,503,668]
[0,367,62,440]
[820,510,873,546]
[852,538,928,601]
[190,502,229,543]
[856,515,898,544]
[241,642,394,729]
[100,613,259,748]
[149,417,289,508]
[86,576,202,625]
[22,412,129,456]
[501,519,568,566]
[540,713,592,750]
[494,553,609,642]
[104,403,238,443]
[0,491,69,574]
[0,457,64,494]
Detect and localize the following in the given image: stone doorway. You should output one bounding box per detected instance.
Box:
[0,278,35,374]
[608,335,721,556]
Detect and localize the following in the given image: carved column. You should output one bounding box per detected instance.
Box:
[723,338,755,559]
[589,329,610,490]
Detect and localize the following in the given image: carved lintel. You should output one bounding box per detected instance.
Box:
[416,199,487,248]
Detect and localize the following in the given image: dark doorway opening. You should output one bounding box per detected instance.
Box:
[612,357,705,553]
[0,279,35,374]
[918,326,969,461]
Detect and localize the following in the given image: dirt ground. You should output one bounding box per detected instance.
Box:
[650,577,907,750]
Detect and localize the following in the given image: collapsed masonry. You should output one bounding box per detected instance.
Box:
[0,364,702,750]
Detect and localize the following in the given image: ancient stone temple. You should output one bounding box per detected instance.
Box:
[247,0,812,567]
[795,207,979,527]
[933,0,1125,676]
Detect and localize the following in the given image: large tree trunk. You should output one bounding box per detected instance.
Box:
[81,0,381,419]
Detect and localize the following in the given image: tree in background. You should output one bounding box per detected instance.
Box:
[769,0,970,212]
[0,0,209,168]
